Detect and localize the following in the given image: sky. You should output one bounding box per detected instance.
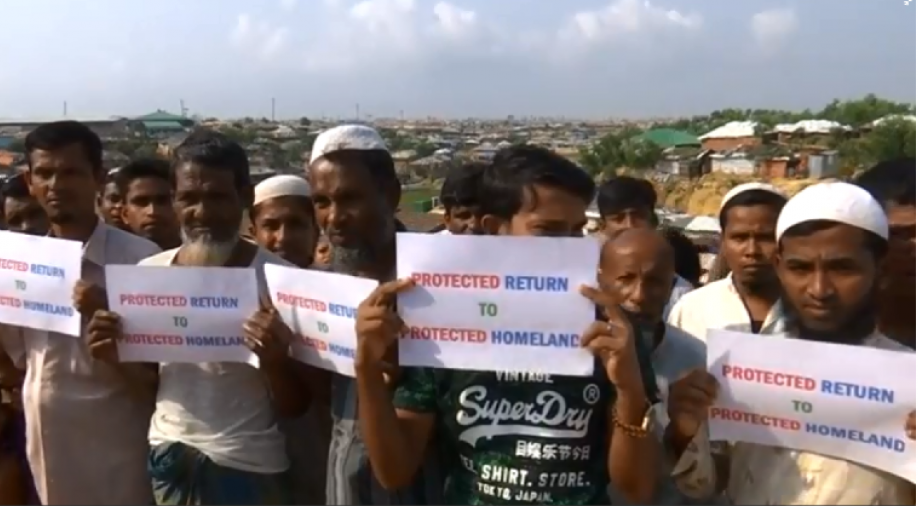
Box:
[0,0,914,120]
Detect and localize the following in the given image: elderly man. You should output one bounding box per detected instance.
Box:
[307,124,443,505]
[598,229,706,504]
[1,121,161,504]
[665,182,916,504]
[88,130,308,505]
[668,183,788,341]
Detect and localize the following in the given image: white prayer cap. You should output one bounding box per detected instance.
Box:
[719,182,786,213]
[309,125,388,165]
[253,175,311,207]
[776,182,888,242]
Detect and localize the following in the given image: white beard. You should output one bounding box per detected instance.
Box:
[179,229,239,267]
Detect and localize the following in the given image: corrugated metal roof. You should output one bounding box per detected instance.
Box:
[699,121,758,140]
[772,119,849,134]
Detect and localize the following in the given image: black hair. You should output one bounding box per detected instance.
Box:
[662,227,702,287]
[1,173,31,201]
[854,158,916,208]
[479,145,595,219]
[718,189,788,230]
[596,176,657,218]
[113,158,171,195]
[24,120,103,174]
[779,220,888,259]
[440,162,487,211]
[172,129,250,191]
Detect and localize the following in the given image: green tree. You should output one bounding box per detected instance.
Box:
[298,117,311,127]
[579,127,664,176]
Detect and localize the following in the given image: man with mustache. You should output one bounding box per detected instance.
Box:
[854,157,916,349]
[0,120,162,504]
[666,182,915,505]
[306,124,440,505]
[668,183,788,340]
[113,158,181,250]
[88,130,308,504]
[354,146,663,505]
[598,228,707,504]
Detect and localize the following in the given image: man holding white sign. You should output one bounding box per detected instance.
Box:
[88,130,307,505]
[0,121,163,505]
[665,182,916,505]
[356,146,662,505]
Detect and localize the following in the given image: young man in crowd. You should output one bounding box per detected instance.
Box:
[596,176,693,316]
[665,182,916,505]
[354,145,663,505]
[87,130,309,505]
[307,124,441,505]
[0,173,48,236]
[99,167,128,230]
[113,158,181,250]
[438,161,486,235]
[854,157,916,348]
[250,174,330,505]
[598,229,706,503]
[251,175,320,268]
[0,121,162,504]
[668,183,787,340]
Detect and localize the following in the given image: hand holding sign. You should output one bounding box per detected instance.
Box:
[243,296,293,368]
[73,280,108,316]
[86,311,123,364]
[667,369,719,443]
[907,411,915,441]
[579,285,644,395]
[355,278,415,367]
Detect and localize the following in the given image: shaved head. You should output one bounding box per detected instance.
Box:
[600,228,674,270]
[599,228,676,324]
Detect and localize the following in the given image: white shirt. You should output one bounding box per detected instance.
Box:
[667,275,781,343]
[671,330,914,505]
[144,245,290,474]
[0,222,161,504]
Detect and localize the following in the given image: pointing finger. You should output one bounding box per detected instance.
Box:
[579,285,629,325]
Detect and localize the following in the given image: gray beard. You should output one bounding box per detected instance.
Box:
[326,215,396,276]
[179,229,239,267]
[328,245,376,276]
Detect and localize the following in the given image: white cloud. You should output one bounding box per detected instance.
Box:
[750,7,798,53]
[229,13,289,61]
[295,0,701,73]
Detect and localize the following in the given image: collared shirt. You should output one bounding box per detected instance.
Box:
[670,308,915,505]
[144,245,290,473]
[666,275,781,343]
[0,221,161,504]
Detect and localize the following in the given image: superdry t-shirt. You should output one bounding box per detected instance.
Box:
[392,350,658,505]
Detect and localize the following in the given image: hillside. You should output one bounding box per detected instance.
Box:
[654,173,824,216]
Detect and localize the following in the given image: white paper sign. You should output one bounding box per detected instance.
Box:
[396,233,599,376]
[105,265,260,364]
[266,264,377,377]
[0,231,83,336]
[707,329,916,482]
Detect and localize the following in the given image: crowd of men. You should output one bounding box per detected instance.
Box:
[0,119,914,505]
